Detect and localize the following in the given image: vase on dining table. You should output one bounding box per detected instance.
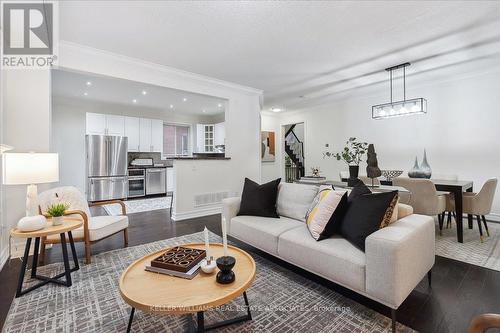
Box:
[420,149,432,179]
[408,157,420,178]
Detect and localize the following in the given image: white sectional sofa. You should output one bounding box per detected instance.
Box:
[222,182,435,332]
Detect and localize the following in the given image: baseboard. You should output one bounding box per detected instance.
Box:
[171,205,222,221]
[486,213,500,223]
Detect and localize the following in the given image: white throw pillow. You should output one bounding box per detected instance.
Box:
[276,183,319,222]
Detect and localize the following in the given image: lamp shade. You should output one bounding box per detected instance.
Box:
[2,153,59,185]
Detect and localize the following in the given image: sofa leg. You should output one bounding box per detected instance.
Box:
[391,308,397,333]
[427,269,432,287]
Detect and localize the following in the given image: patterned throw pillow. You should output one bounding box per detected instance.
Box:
[305,189,348,240]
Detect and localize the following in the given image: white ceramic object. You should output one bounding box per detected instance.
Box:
[52,216,64,226]
[200,258,217,274]
[17,215,47,232]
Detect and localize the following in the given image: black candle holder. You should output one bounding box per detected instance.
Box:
[216,256,235,284]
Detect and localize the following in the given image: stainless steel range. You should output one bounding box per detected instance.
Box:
[128,158,167,198]
[86,135,128,201]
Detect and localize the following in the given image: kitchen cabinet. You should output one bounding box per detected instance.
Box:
[139,118,163,153]
[86,113,106,135]
[151,119,163,152]
[106,114,125,136]
[139,118,152,152]
[214,122,225,146]
[86,113,124,136]
[124,116,140,152]
[166,168,174,193]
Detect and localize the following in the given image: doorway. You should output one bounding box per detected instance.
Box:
[283,122,305,183]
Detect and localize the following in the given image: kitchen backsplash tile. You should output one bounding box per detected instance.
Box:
[128,152,173,166]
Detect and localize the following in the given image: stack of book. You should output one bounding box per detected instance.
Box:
[300,176,326,183]
[145,246,206,280]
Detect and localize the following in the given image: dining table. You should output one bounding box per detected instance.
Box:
[309,177,474,243]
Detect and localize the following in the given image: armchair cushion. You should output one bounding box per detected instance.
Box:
[47,215,128,241]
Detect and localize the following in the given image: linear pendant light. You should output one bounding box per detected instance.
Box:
[372,62,427,119]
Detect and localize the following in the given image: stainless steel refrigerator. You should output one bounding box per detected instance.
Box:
[86,135,128,201]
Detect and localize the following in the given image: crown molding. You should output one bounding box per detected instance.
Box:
[58,41,263,96]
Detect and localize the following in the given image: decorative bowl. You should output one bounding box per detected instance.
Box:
[381,170,404,181]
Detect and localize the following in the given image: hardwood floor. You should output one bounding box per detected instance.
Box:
[1,208,499,332]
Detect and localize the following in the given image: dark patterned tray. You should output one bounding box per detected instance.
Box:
[150,246,206,273]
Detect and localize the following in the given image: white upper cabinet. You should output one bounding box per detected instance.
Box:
[151,119,163,153]
[106,114,125,136]
[124,116,140,152]
[139,118,152,152]
[86,113,106,135]
[86,113,124,136]
[214,122,225,146]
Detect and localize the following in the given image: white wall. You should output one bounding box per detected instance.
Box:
[1,69,52,267]
[261,114,282,183]
[274,69,500,219]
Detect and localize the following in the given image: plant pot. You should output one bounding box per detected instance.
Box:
[52,216,64,226]
[348,165,359,187]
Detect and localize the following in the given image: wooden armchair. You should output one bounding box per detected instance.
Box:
[468,314,500,333]
[38,186,129,264]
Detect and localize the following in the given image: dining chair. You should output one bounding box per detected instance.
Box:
[359,176,381,186]
[445,178,497,242]
[392,177,447,230]
[38,186,129,264]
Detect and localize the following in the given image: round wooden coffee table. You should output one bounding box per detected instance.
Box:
[10,217,82,297]
[119,243,256,333]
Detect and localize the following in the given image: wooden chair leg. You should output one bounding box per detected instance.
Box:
[476,215,484,242]
[123,228,129,247]
[85,240,91,264]
[438,214,444,235]
[39,237,47,265]
[481,215,490,237]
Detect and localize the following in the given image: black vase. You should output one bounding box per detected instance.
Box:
[216,256,236,284]
[348,165,359,187]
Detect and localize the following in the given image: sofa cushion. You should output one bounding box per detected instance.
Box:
[238,178,281,218]
[340,190,398,251]
[278,226,366,292]
[306,190,348,240]
[229,215,303,255]
[47,215,129,242]
[277,182,318,222]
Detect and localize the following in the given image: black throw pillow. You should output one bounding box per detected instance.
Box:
[340,190,398,251]
[238,178,281,218]
[348,179,371,203]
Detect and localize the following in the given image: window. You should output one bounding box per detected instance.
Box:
[163,124,190,156]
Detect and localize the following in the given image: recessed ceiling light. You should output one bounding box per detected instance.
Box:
[271,107,283,113]
[170,104,174,109]
[86,81,92,86]
[132,99,137,103]
[83,92,88,96]
[218,103,222,108]
[141,90,147,95]
[183,97,187,102]
[202,109,206,113]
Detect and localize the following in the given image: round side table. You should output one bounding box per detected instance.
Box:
[10,217,82,297]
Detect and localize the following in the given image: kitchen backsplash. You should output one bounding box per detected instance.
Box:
[127,152,173,166]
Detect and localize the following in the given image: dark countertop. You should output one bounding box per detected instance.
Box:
[128,165,173,169]
[172,157,231,160]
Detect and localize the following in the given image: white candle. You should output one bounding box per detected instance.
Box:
[204,227,210,259]
[222,217,228,256]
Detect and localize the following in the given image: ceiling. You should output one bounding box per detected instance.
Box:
[52,69,226,115]
[59,1,500,112]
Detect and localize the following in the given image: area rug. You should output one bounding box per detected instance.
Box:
[435,220,500,271]
[103,197,172,215]
[3,232,414,333]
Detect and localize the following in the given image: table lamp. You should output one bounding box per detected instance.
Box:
[2,153,59,216]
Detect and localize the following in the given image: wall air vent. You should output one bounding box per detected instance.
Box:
[194,191,238,208]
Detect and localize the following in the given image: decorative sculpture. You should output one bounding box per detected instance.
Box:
[408,150,432,179]
[366,144,381,186]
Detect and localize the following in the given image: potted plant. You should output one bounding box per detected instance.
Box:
[47,203,69,226]
[325,137,368,186]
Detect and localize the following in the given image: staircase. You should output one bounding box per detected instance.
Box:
[284,125,305,181]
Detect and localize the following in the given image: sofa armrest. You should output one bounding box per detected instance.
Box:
[397,203,413,219]
[365,214,435,308]
[222,197,241,234]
